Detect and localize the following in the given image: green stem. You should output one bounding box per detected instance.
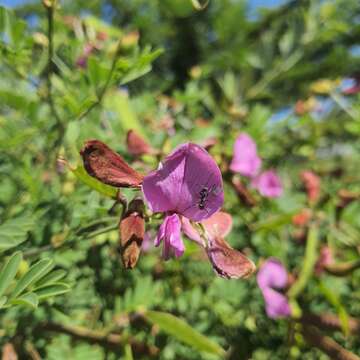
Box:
[44,2,65,159]
[76,42,121,122]
[288,225,319,299]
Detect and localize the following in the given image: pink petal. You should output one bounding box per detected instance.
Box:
[142,143,224,221]
[251,170,283,198]
[142,147,186,213]
[262,288,291,318]
[202,211,233,240]
[181,217,203,245]
[155,214,184,260]
[182,211,232,246]
[230,133,262,177]
[257,258,288,290]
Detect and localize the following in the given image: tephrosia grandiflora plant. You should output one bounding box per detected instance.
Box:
[80,136,255,278]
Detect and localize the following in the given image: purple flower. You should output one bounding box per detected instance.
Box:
[155,213,184,260]
[230,133,262,177]
[142,143,224,222]
[257,259,291,319]
[142,143,224,259]
[251,170,283,198]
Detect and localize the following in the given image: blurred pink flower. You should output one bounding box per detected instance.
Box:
[251,170,283,198]
[292,208,312,227]
[257,259,291,319]
[142,231,154,252]
[301,170,320,203]
[142,143,224,259]
[76,43,95,68]
[342,77,360,95]
[230,133,262,177]
[315,245,333,275]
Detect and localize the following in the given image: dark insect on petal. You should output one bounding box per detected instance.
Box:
[207,237,256,279]
[80,140,144,188]
[126,130,155,156]
[119,198,145,269]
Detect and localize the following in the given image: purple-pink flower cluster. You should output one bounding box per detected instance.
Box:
[230,133,283,198]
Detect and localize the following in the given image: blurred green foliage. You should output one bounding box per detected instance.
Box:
[0,0,360,359]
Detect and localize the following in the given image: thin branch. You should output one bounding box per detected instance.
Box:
[302,325,360,360]
[44,1,65,156]
[300,313,360,335]
[36,322,159,357]
[76,44,120,122]
[23,222,118,258]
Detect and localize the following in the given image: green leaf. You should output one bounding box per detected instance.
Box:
[319,280,349,336]
[0,296,7,308]
[117,48,163,85]
[124,344,134,360]
[10,292,38,309]
[191,0,209,10]
[34,283,70,300]
[34,269,67,289]
[10,258,53,299]
[0,251,22,298]
[0,216,35,251]
[104,91,144,137]
[88,56,111,91]
[71,165,118,199]
[145,310,226,356]
[288,225,319,299]
[84,15,122,38]
[251,212,296,231]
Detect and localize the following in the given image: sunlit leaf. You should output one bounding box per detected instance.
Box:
[0,216,35,252]
[34,269,67,289]
[0,251,22,298]
[10,258,53,298]
[70,164,118,199]
[319,280,349,336]
[145,310,226,356]
[191,0,209,10]
[10,292,38,309]
[34,283,70,300]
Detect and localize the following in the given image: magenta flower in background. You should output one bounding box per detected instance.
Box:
[76,43,95,68]
[230,133,284,199]
[230,133,262,177]
[257,258,291,319]
[142,143,224,259]
[251,170,283,198]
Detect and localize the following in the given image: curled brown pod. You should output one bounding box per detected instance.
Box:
[80,140,144,188]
